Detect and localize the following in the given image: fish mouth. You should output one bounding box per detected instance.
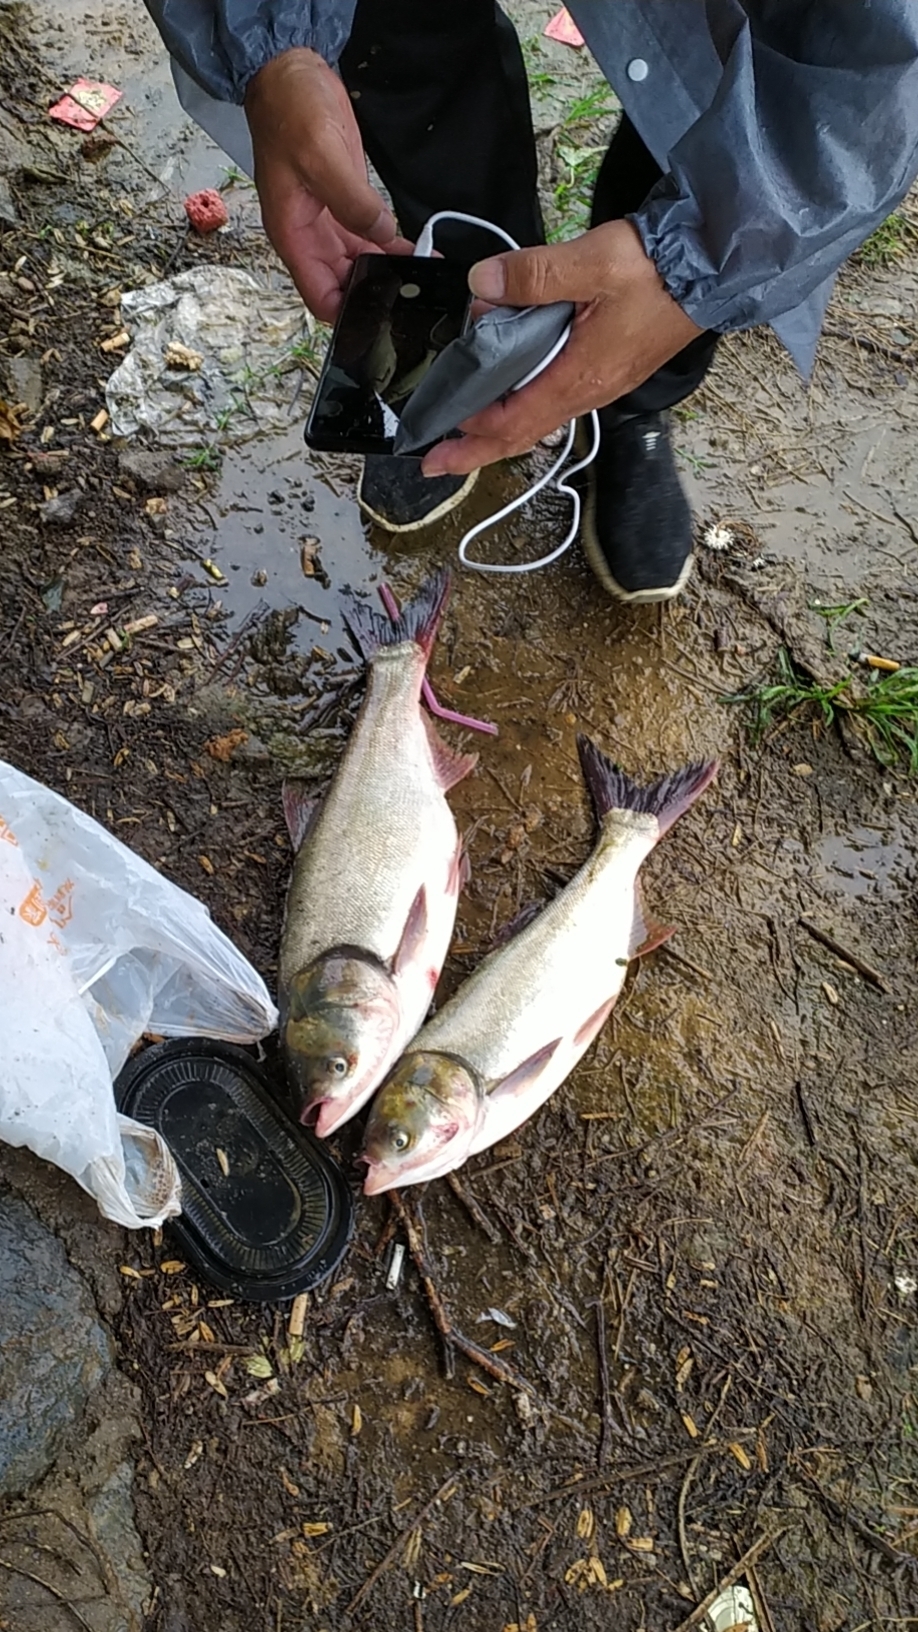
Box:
[299,1096,333,1135]
[361,1161,398,1197]
[306,1097,353,1140]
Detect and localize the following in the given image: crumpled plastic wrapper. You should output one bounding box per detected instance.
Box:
[106,266,313,447]
[0,759,278,1230]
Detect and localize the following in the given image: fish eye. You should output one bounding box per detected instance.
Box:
[328,1056,350,1079]
[392,1129,410,1152]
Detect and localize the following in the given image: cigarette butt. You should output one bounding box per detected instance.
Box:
[91,408,109,434]
[863,654,901,672]
[288,1292,309,1339]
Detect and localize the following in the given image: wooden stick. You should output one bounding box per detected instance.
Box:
[669,1528,786,1632]
[446,1171,501,1244]
[798,916,891,992]
[592,1298,614,1466]
[388,1190,537,1395]
[530,1447,724,1506]
[345,1476,459,1616]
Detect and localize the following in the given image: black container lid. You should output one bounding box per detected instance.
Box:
[115,1039,354,1302]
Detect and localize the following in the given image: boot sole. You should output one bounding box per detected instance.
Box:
[578,424,694,605]
[358,468,479,535]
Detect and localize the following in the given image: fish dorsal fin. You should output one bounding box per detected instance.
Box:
[393,884,429,975]
[422,712,478,792]
[282,780,323,851]
[490,1038,562,1102]
[627,879,677,960]
[573,997,616,1051]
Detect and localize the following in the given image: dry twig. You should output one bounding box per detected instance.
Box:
[388,1190,537,1395]
[798,917,891,993]
[669,1528,787,1632]
[345,1475,459,1617]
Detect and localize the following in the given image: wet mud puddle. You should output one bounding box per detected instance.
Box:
[187,431,383,659]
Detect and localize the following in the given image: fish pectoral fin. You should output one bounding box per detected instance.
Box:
[422,712,478,792]
[393,884,429,976]
[489,898,544,953]
[627,880,677,960]
[490,1038,562,1102]
[282,780,324,851]
[573,997,616,1051]
[446,837,472,897]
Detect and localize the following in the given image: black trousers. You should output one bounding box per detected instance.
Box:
[339,0,717,417]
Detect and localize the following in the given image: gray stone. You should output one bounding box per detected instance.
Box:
[2,352,42,415]
[118,448,187,492]
[39,489,82,526]
[0,173,17,226]
[0,1399,152,1632]
[0,1190,112,1497]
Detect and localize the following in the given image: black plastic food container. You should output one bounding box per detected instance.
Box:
[115,1039,354,1302]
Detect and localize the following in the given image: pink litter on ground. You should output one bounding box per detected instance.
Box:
[378,584,498,737]
[544,8,584,47]
[184,189,230,234]
[48,79,122,132]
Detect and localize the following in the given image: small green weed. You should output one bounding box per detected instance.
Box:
[221,163,254,190]
[558,83,616,130]
[544,80,617,241]
[548,142,606,241]
[183,445,221,472]
[521,35,557,97]
[809,596,869,651]
[676,446,710,477]
[728,646,918,773]
[855,210,918,268]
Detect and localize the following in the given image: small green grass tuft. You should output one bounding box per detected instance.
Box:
[542,80,618,242]
[855,210,918,268]
[183,445,221,472]
[728,647,918,773]
[809,596,869,651]
[521,35,558,98]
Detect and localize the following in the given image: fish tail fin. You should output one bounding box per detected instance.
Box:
[576,734,717,839]
[346,572,451,663]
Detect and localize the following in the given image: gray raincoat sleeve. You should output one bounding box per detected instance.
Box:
[142,0,356,103]
[629,4,918,339]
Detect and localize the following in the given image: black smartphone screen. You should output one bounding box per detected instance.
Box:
[304,255,472,456]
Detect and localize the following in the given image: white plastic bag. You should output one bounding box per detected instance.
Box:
[0,761,279,1229]
[105,267,313,447]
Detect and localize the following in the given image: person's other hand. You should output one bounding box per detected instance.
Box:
[421,220,703,475]
[244,48,414,322]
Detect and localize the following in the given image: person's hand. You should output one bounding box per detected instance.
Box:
[244,48,414,322]
[421,220,703,475]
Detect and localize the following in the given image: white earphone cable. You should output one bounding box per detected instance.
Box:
[412,211,600,575]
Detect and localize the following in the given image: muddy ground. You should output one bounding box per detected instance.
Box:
[1,4,918,1631]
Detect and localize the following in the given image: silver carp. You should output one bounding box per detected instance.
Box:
[361,736,716,1192]
[279,572,476,1136]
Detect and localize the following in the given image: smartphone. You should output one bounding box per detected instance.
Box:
[304,254,473,456]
